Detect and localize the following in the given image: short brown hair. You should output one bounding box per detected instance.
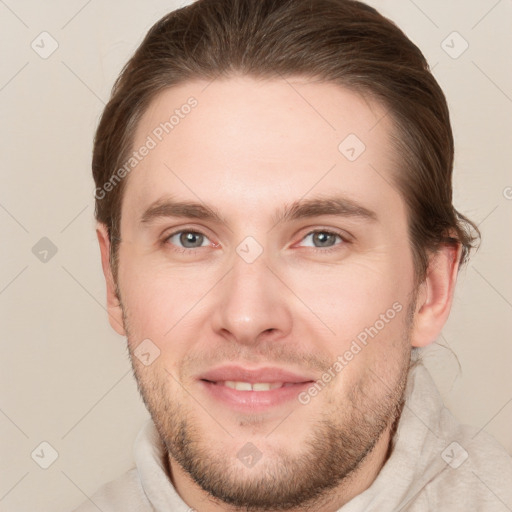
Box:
[92,0,479,285]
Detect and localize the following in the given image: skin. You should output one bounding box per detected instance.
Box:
[97,76,460,511]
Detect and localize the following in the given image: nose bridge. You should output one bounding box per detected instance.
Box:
[231,250,271,303]
[212,246,292,344]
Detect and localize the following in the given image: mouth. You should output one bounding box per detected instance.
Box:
[197,366,315,412]
[202,380,308,391]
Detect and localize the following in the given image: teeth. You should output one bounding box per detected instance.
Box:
[222,381,284,391]
[233,381,252,391]
[252,383,273,391]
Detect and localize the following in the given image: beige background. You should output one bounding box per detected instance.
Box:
[0,1,511,511]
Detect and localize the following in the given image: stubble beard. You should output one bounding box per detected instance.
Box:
[121,300,414,511]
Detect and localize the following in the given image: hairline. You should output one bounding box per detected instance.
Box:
[106,74,441,286]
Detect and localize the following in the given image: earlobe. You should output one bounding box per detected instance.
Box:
[96,223,126,336]
[411,243,461,348]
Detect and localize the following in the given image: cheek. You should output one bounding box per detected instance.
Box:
[118,252,219,345]
[283,254,413,338]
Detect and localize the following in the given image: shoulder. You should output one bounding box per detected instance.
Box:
[377,363,512,511]
[71,467,152,512]
[421,424,512,510]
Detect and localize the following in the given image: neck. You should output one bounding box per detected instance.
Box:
[168,425,394,512]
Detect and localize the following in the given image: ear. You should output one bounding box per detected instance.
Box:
[96,223,126,336]
[411,242,461,348]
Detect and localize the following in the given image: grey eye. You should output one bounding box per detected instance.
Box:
[300,231,342,248]
[167,231,209,248]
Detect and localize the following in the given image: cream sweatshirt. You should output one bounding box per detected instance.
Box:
[72,363,512,511]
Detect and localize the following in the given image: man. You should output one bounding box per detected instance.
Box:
[75,0,512,510]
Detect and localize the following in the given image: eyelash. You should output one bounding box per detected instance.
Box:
[161,230,216,255]
[296,230,347,254]
[161,228,349,255]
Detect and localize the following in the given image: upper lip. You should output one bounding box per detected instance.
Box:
[198,365,316,384]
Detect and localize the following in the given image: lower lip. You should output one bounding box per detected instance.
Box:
[199,380,313,412]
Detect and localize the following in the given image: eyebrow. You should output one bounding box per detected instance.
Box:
[139,195,377,226]
[140,197,227,225]
[273,196,377,225]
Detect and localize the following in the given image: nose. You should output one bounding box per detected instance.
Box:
[210,249,293,346]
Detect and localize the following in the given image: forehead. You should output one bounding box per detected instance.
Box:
[121,76,403,226]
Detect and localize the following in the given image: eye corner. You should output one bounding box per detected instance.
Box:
[161,228,217,253]
[296,229,347,250]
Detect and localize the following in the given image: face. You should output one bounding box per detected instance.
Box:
[109,76,422,510]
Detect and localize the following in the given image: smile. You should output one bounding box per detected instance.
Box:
[209,381,298,391]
